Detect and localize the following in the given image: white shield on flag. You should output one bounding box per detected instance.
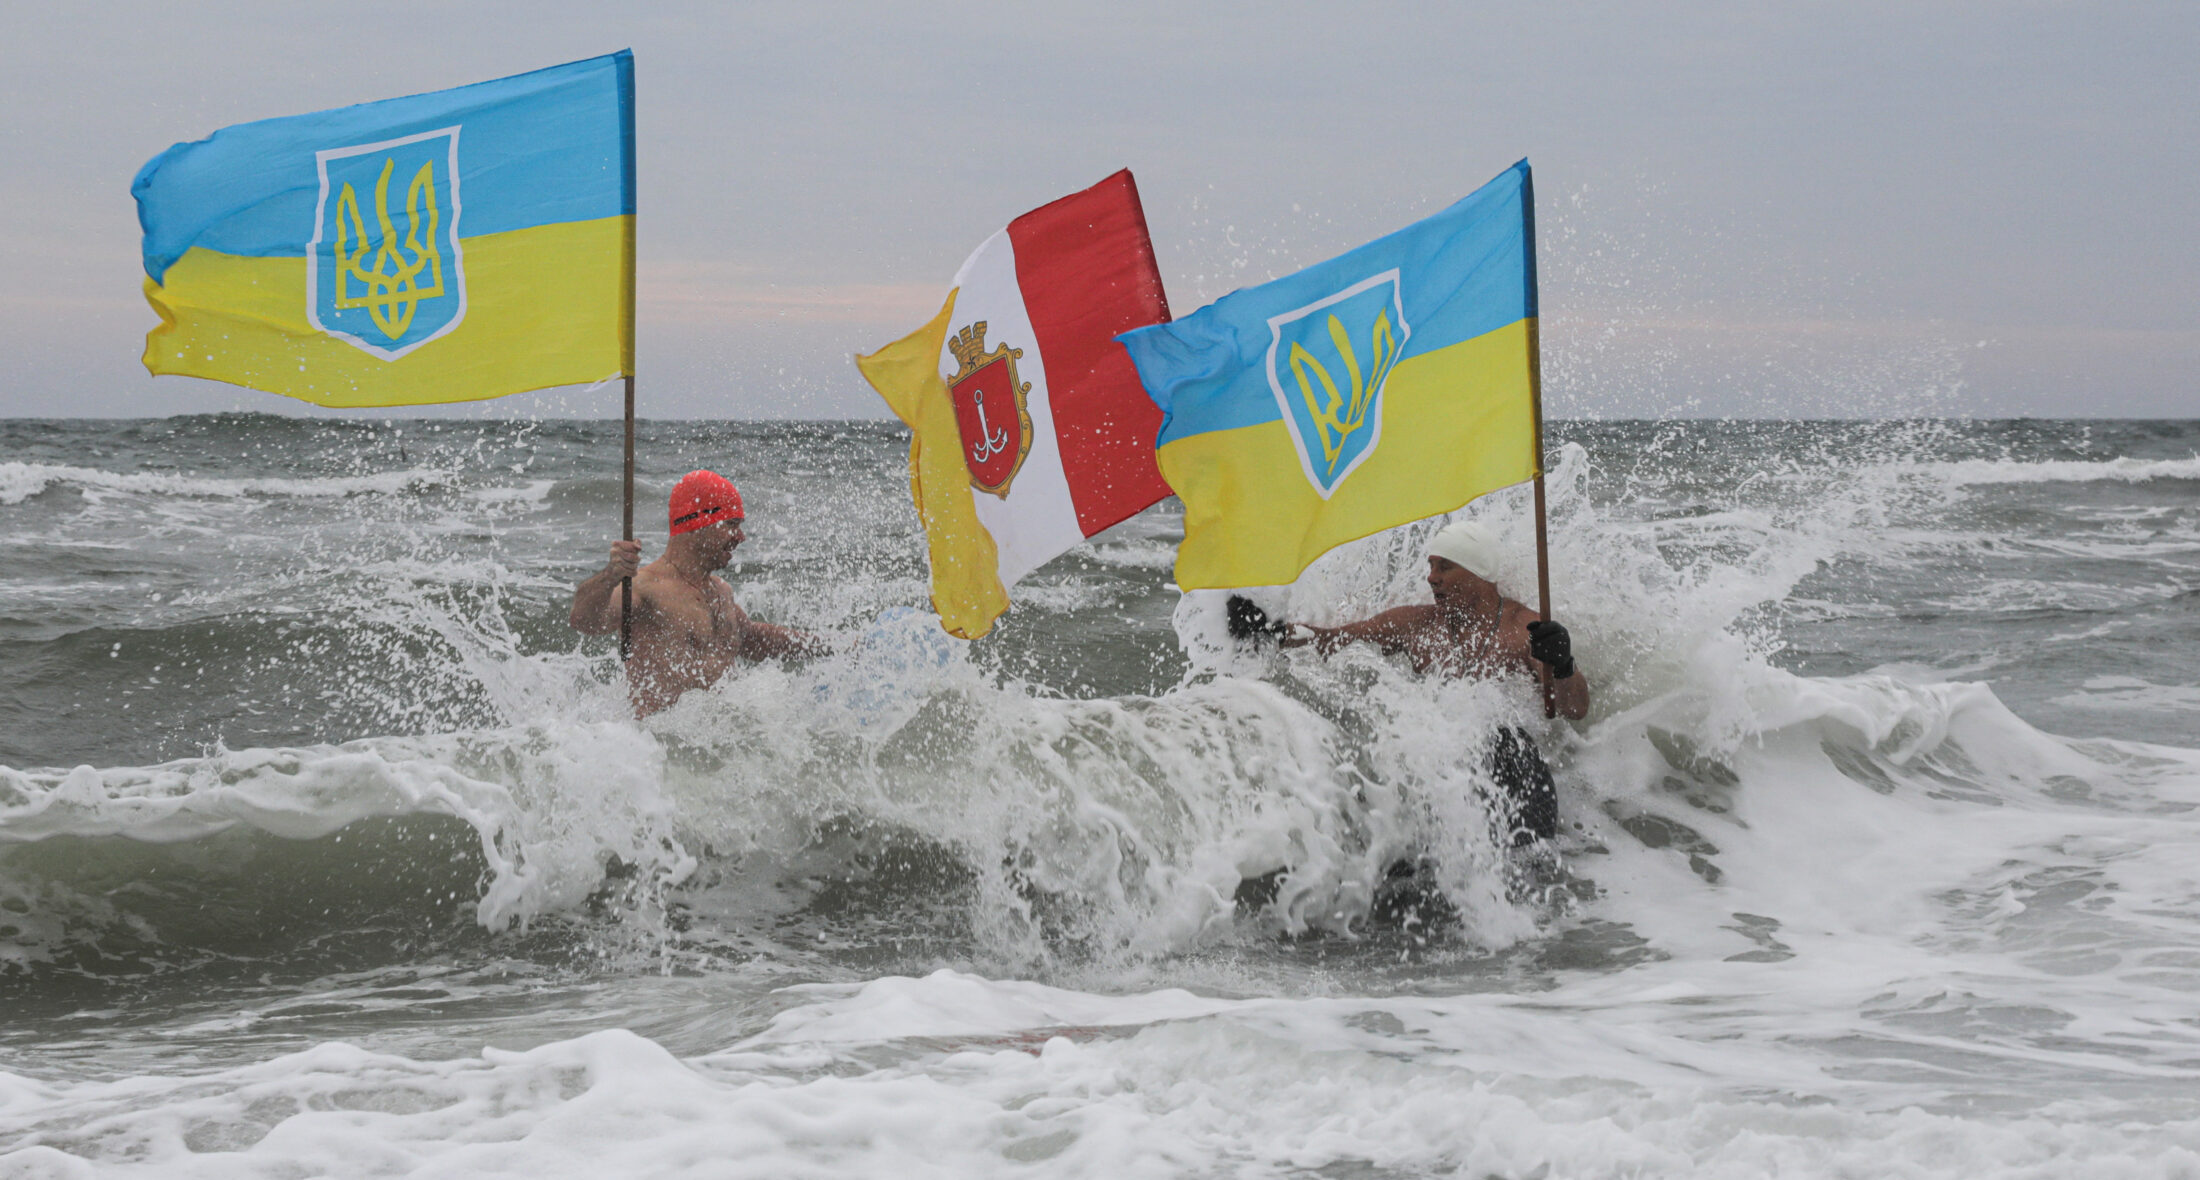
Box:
[1264,270,1410,499]
[306,127,468,361]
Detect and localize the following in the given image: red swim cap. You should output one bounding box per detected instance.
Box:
[668,470,744,536]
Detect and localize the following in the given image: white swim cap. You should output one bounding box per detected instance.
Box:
[1426,519,1503,582]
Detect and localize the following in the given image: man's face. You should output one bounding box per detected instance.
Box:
[697,516,745,569]
[1426,555,1492,605]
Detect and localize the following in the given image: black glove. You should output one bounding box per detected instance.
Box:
[1526,620,1575,679]
[1226,595,1286,642]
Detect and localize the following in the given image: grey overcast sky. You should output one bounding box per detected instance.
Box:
[1,1,2193,419]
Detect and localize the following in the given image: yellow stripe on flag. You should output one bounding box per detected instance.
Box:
[1157,318,1540,589]
[143,215,631,408]
[856,291,1012,639]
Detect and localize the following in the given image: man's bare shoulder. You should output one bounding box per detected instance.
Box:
[626,562,679,605]
[630,563,719,618]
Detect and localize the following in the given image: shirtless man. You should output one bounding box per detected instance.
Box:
[1224,518,1588,841]
[569,470,826,716]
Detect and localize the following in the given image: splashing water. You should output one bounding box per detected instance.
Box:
[4,415,2198,1176]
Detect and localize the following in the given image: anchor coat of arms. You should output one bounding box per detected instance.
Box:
[945,321,1033,497]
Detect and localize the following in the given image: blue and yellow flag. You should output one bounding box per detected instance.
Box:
[1118,161,1541,589]
[134,51,635,408]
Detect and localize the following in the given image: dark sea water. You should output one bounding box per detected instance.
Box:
[3,416,2197,1177]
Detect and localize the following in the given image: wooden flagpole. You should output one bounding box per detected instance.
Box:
[1521,165,1556,719]
[1530,341,1554,720]
[620,373,635,661]
[617,58,638,662]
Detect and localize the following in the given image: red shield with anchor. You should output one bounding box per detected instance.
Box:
[945,320,1034,497]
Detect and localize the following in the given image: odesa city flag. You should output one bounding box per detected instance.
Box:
[134,51,635,408]
[1118,160,1542,589]
[858,171,1172,639]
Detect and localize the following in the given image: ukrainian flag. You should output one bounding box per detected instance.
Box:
[1118,161,1542,589]
[134,51,634,408]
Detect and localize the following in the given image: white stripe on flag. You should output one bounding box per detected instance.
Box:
[943,230,1083,586]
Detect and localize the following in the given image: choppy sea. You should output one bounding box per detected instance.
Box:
[2,415,2197,1178]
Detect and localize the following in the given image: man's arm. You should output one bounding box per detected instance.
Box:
[1281,606,1427,658]
[738,619,832,662]
[1226,596,1425,658]
[715,591,829,662]
[570,540,643,635]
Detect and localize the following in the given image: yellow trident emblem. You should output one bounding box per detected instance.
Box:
[331,156,447,342]
[1285,308,1403,479]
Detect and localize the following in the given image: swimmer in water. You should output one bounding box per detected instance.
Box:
[1225,518,1587,842]
[570,470,827,717]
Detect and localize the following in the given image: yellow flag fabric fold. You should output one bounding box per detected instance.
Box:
[856,292,1011,639]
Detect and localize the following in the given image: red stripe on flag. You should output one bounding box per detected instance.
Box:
[1008,170,1174,538]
